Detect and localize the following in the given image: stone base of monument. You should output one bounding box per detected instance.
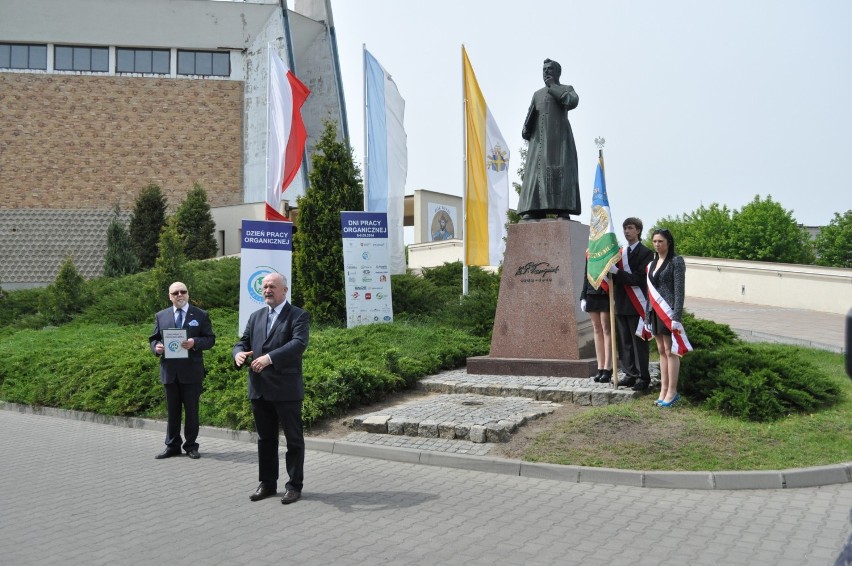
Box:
[466,356,596,378]
[468,219,596,378]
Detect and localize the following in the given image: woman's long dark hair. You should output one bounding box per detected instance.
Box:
[649,228,676,279]
[651,228,676,256]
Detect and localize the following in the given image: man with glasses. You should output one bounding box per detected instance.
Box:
[149,282,216,459]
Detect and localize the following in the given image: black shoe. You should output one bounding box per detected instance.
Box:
[280,489,301,505]
[155,447,181,459]
[598,370,612,384]
[186,449,200,459]
[617,376,637,387]
[250,482,277,502]
[632,380,650,391]
[592,369,605,382]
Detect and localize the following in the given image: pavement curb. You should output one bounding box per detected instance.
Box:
[4,401,850,491]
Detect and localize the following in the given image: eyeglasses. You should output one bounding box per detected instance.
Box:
[171,290,188,296]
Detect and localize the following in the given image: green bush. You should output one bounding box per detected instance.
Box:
[40,255,90,325]
[390,273,449,317]
[390,262,500,337]
[681,343,843,421]
[0,310,489,430]
[680,310,740,350]
[0,287,45,328]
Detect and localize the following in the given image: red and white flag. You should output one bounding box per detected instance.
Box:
[266,48,310,221]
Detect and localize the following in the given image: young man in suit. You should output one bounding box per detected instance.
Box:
[233,272,310,505]
[610,218,654,391]
[149,281,216,459]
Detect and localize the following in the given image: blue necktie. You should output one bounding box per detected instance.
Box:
[175,309,183,328]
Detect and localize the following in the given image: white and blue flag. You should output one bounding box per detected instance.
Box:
[365,48,407,275]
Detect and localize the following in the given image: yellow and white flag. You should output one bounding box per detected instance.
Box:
[463,47,510,267]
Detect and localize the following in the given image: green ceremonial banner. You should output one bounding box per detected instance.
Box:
[586,155,620,289]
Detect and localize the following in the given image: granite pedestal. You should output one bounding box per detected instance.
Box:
[467,219,596,378]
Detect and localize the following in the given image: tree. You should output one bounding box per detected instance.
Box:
[650,196,815,265]
[654,203,734,258]
[507,144,527,225]
[814,210,852,268]
[148,218,192,313]
[130,183,168,270]
[175,183,218,260]
[41,254,88,325]
[104,205,139,277]
[727,195,814,264]
[293,121,363,323]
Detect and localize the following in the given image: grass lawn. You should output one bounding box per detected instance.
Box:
[517,348,852,471]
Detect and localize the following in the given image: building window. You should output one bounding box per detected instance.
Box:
[0,43,47,70]
[55,45,109,72]
[177,50,230,77]
[116,48,170,74]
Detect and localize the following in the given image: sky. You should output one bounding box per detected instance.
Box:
[328,0,852,239]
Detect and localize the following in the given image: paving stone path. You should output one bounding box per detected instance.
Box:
[345,364,662,451]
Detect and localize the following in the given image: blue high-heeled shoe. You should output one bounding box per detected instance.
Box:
[659,393,681,408]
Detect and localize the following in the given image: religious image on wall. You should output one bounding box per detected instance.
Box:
[428,203,457,241]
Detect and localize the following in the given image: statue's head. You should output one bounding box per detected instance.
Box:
[543,59,561,84]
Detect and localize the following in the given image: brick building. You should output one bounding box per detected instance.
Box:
[0,0,346,288]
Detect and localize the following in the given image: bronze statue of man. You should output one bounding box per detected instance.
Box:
[519,59,581,220]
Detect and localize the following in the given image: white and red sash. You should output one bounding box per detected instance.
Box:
[619,247,653,340]
[646,264,693,356]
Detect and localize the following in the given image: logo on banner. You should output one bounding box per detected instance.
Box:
[487,143,509,172]
[248,267,275,303]
[362,252,370,260]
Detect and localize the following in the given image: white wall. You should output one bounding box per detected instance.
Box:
[684,257,852,315]
[211,202,266,257]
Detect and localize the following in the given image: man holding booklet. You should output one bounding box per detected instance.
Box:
[149,281,216,460]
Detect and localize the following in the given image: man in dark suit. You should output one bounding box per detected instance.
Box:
[149,281,216,459]
[610,218,654,391]
[233,272,310,505]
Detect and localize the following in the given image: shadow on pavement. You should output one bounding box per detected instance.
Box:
[308,490,440,513]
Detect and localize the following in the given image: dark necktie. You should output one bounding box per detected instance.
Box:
[266,308,276,337]
[175,309,183,328]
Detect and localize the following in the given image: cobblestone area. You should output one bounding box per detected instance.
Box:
[341,431,493,456]
[347,365,664,452]
[416,368,657,404]
[351,393,556,443]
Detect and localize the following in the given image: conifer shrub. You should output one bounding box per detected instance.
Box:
[680,310,740,350]
[0,287,45,329]
[390,262,500,337]
[390,273,450,317]
[40,255,90,325]
[680,343,842,421]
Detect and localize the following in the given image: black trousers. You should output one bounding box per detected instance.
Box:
[163,380,201,451]
[251,398,304,492]
[616,314,650,380]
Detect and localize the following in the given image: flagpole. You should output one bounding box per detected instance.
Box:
[600,147,619,390]
[362,44,369,212]
[265,44,272,219]
[462,45,469,296]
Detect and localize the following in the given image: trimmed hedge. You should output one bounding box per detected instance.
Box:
[0,309,488,430]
